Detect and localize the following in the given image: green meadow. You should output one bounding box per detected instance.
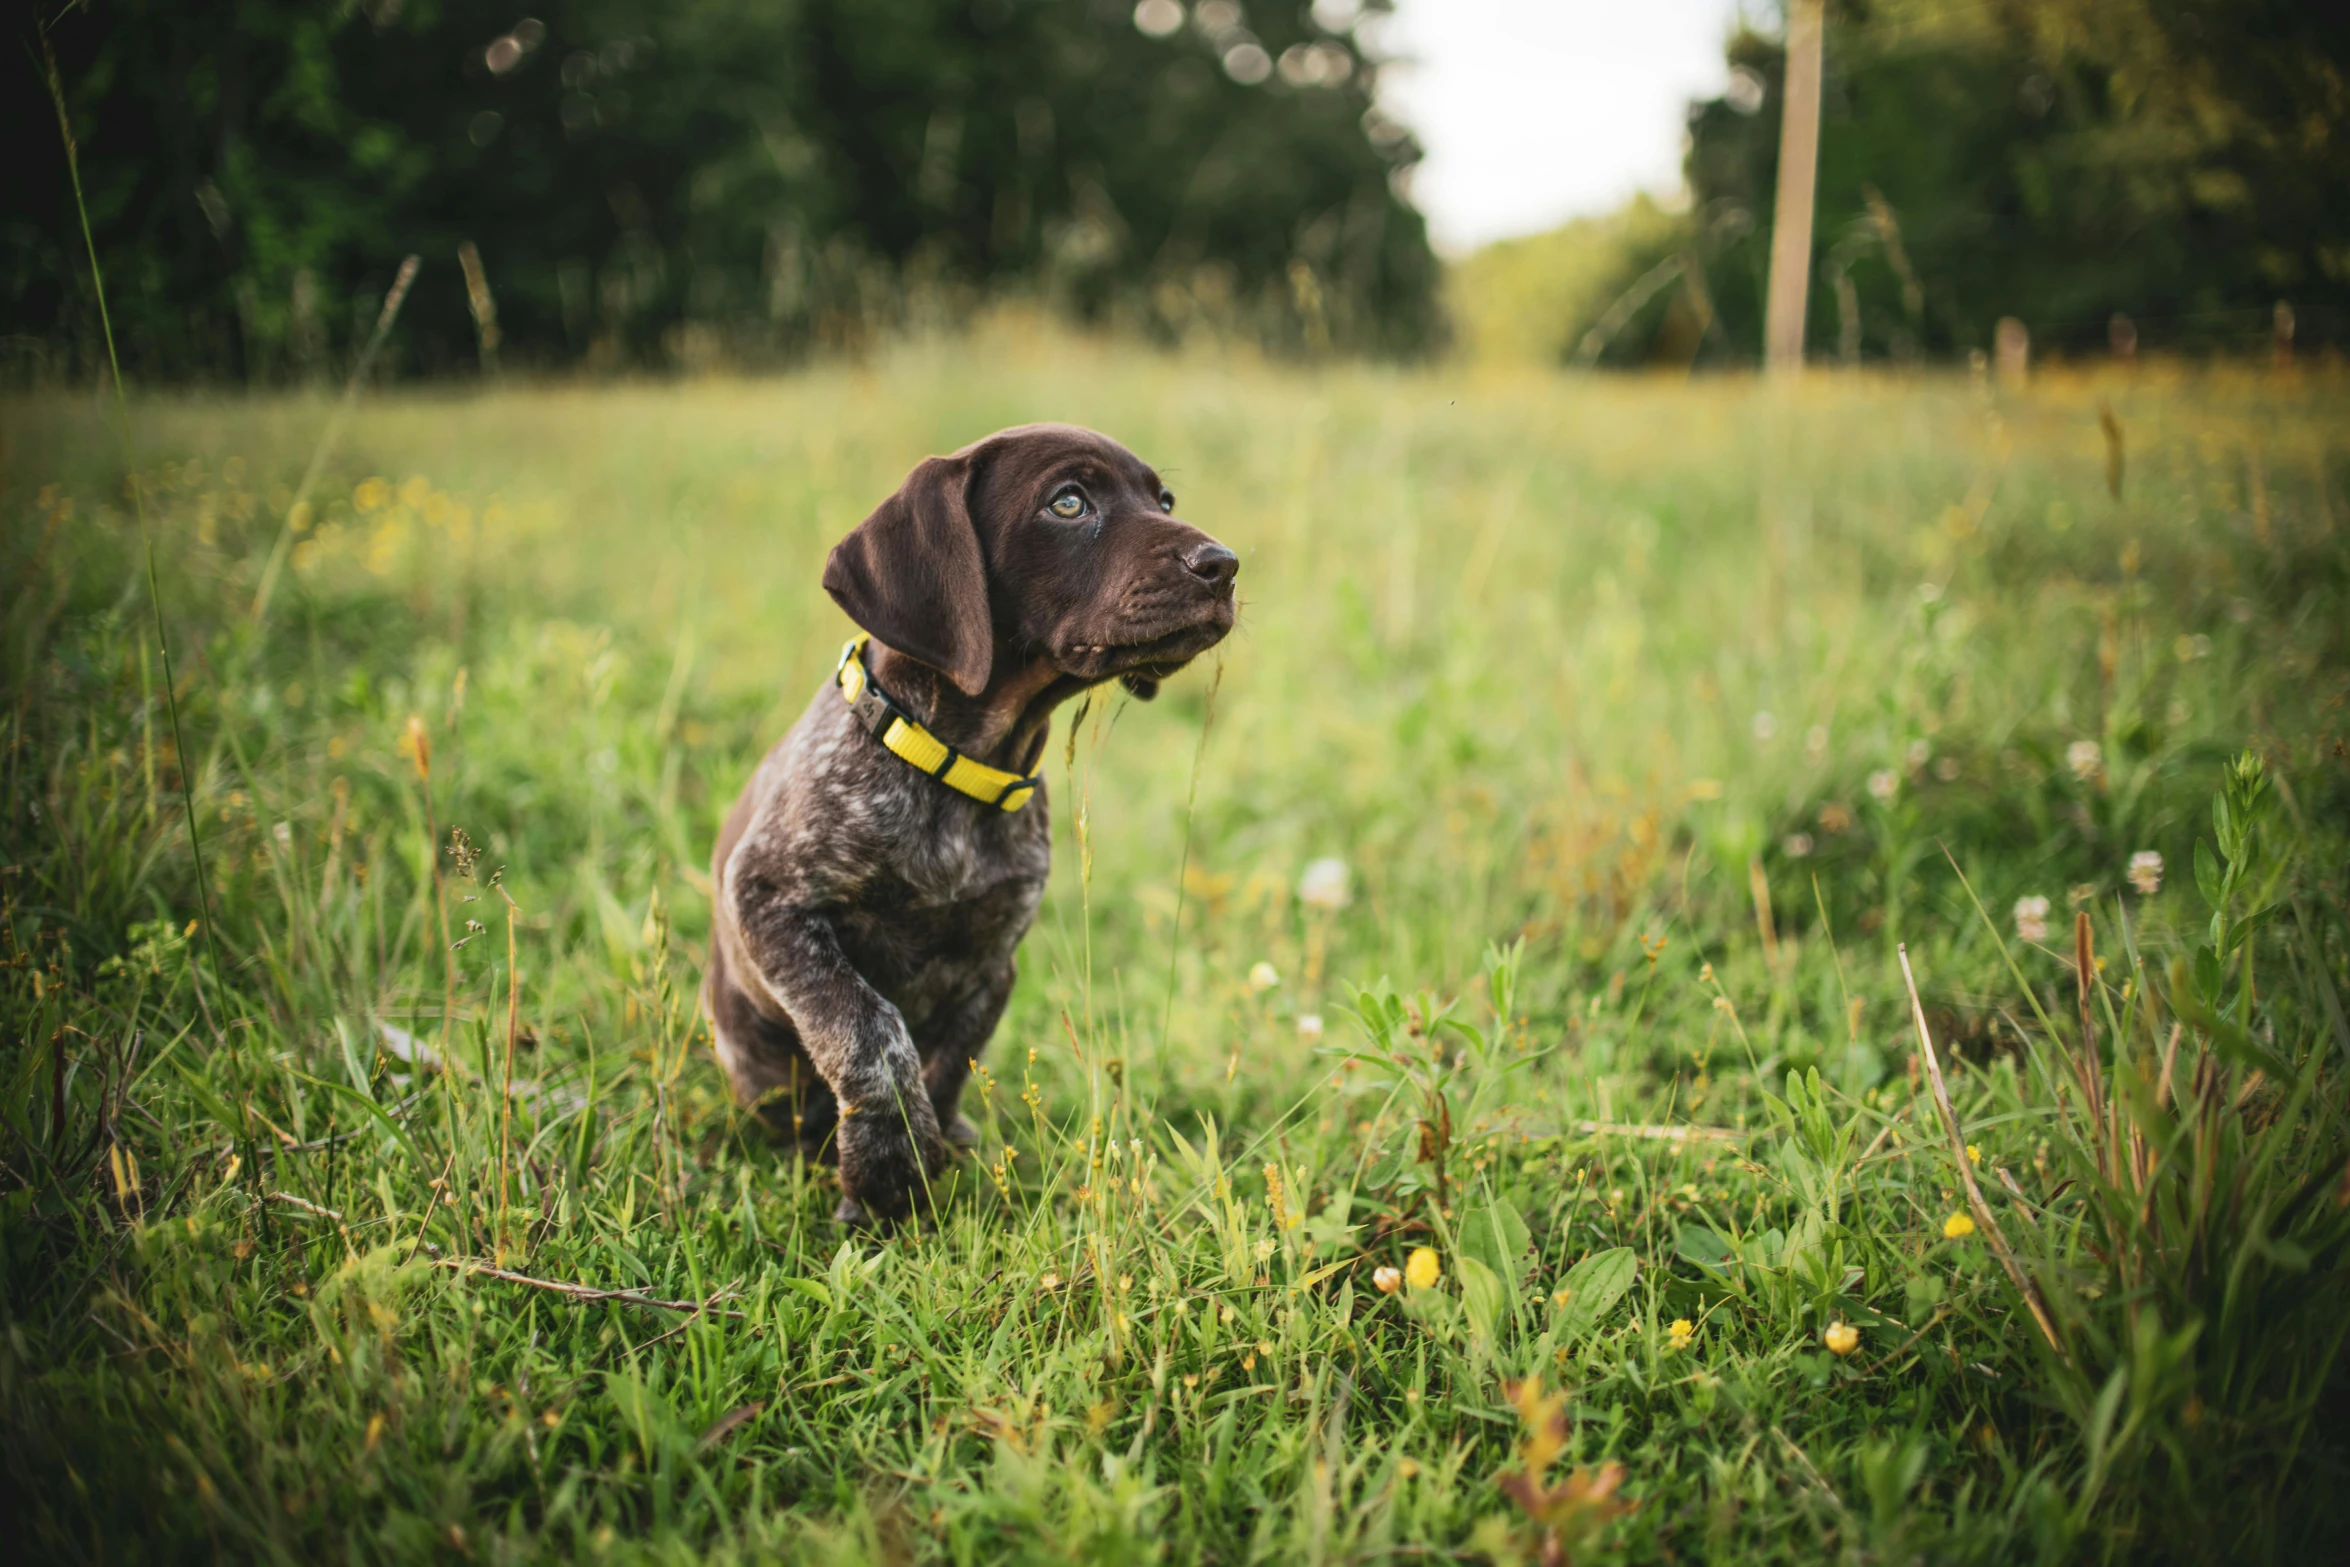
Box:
[4,336,2347,1563]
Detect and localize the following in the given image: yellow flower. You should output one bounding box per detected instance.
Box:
[1965,1144,1981,1164]
[1667,1317,1696,1350]
[1373,1265,1402,1294]
[1039,1271,1062,1290]
[1824,1321,1859,1357]
[353,476,390,513]
[1943,1212,1976,1240]
[1405,1247,1441,1291]
[1397,1457,1421,1479]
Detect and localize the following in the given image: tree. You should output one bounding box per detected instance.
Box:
[8,0,1439,379]
[1664,0,2350,364]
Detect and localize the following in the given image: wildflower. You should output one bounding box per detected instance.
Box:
[2128,850,2163,896]
[1039,1271,1062,1290]
[1943,1212,1976,1240]
[2013,895,2051,942]
[1296,1013,1324,1042]
[1373,1265,1402,1294]
[1868,769,1899,802]
[1818,801,1853,833]
[1965,1144,1981,1164]
[1397,1457,1421,1479]
[2066,739,2103,782]
[1298,857,1350,911]
[1666,1318,1696,1350]
[1405,1247,1441,1291]
[1906,739,1932,771]
[398,714,433,782]
[354,476,390,513]
[1248,960,1280,993]
[1551,1288,1573,1309]
[1823,1321,1859,1357]
[1783,833,1814,858]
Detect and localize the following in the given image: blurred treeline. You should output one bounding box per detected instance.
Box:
[8,0,1434,380]
[1453,0,2350,368]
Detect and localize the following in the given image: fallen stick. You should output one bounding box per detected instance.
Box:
[432,1259,747,1319]
[1898,943,2066,1359]
[1499,1117,1746,1144]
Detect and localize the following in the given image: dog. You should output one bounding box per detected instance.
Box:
[704,424,1238,1224]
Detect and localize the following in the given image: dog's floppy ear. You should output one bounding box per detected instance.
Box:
[823,455,994,697]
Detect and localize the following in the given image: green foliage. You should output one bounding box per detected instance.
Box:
[11,1,1437,379]
[2,346,2348,1562]
[1528,0,2350,367]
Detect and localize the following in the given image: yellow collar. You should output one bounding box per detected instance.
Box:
[834,634,1041,812]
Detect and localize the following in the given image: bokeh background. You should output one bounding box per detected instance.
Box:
[10,0,2346,379]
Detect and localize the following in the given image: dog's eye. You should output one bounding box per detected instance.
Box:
[1159,490,1176,513]
[1048,488,1087,520]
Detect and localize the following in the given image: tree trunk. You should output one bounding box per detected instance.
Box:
[1764,0,1825,375]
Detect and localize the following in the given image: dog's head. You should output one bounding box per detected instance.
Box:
[822,423,1238,701]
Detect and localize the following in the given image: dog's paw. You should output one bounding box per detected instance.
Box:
[835,1107,948,1226]
[834,1195,870,1227]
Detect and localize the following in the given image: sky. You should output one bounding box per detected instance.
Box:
[1377,0,1748,255]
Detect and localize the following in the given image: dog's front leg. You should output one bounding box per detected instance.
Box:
[916,961,1016,1151]
[735,901,947,1224]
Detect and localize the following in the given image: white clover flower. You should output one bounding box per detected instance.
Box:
[1868,769,1900,802]
[2128,850,2163,896]
[1248,961,1280,993]
[1295,1013,1324,1042]
[2066,739,2103,781]
[1298,857,1350,911]
[2013,895,2051,943]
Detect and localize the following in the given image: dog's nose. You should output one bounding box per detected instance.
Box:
[1183,542,1239,592]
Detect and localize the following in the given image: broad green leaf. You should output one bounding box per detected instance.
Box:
[1676,1224,1734,1270]
[1457,1255,1504,1344]
[1552,1247,1637,1338]
[1461,1194,1532,1296]
[2195,838,2224,911]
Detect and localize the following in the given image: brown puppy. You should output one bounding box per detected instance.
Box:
[705,425,1237,1223]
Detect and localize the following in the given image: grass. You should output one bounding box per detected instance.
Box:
[3,333,2348,1564]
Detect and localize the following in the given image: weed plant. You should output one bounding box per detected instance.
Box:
[2,339,2347,1564]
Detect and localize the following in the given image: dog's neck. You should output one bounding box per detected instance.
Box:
[867,643,1087,779]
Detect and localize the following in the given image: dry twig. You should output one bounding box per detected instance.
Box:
[432,1259,747,1319]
